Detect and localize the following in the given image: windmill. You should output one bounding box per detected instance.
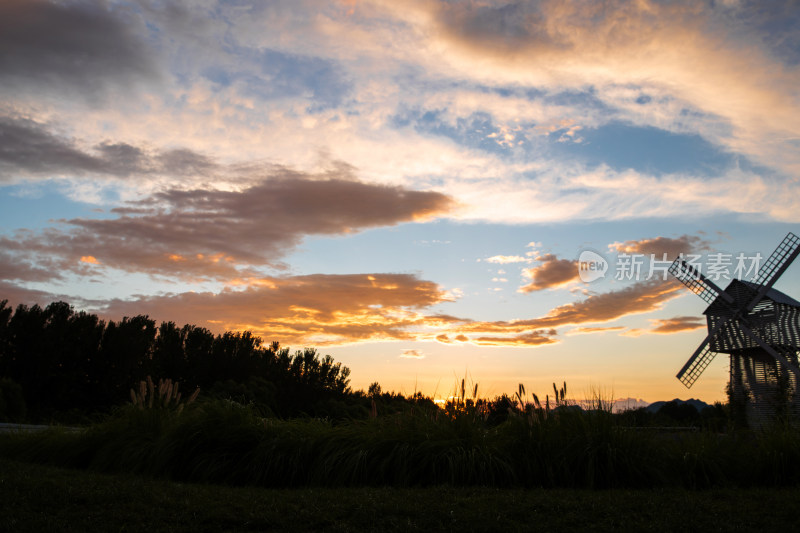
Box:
[669,232,800,427]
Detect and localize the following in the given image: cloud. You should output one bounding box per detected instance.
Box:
[650,316,706,334]
[93,273,451,346]
[428,1,566,60]
[6,2,796,225]
[519,254,578,292]
[442,278,684,345]
[566,326,627,335]
[0,115,108,178]
[435,333,470,344]
[337,0,800,200]
[416,0,800,163]
[0,115,218,182]
[0,281,76,309]
[400,349,425,358]
[609,234,712,259]
[0,168,454,279]
[471,330,558,347]
[528,278,684,328]
[484,255,529,264]
[0,250,63,283]
[2,268,687,348]
[0,0,159,98]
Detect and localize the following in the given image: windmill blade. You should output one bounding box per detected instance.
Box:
[669,259,735,306]
[746,232,800,311]
[676,317,732,388]
[737,321,800,378]
[677,342,719,388]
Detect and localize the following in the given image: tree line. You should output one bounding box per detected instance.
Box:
[0,299,725,427]
[0,300,356,421]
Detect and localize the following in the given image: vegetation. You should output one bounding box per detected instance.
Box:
[0,300,355,422]
[3,298,800,495]
[6,456,800,533]
[3,391,800,489]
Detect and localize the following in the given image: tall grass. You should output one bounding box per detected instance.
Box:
[3,385,800,489]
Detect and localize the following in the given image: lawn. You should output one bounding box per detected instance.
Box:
[2,456,798,532]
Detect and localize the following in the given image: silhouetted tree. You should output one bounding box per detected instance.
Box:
[98,315,156,407]
[0,300,364,420]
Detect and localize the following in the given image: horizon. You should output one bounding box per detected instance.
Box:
[2,0,799,405]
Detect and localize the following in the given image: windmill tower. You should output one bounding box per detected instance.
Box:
[669,232,800,427]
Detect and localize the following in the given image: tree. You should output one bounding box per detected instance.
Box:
[368,382,382,397]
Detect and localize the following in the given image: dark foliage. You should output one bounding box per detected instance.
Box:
[0,300,353,421]
[0,377,26,422]
[5,399,800,489]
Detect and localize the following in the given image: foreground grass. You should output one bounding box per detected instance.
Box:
[2,456,799,532]
[5,401,800,489]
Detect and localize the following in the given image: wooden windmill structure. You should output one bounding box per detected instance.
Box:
[669,232,800,427]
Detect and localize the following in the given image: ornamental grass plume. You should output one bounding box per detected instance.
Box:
[130,376,200,413]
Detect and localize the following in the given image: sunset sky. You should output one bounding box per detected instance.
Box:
[2,0,799,405]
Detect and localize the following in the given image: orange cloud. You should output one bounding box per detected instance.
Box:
[80,255,99,264]
[11,272,687,349]
[566,326,627,335]
[529,278,683,328]
[439,278,683,346]
[471,330,558,347]
[650,316,706,334]
[608,235,711,259]
[519,254,578,292]
[95,273,452,346]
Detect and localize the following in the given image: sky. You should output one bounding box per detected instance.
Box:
[1,0,799,405]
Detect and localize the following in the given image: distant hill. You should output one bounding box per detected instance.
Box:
[646,398,711,414]
[574,398,650,412]
[610,398,650,413]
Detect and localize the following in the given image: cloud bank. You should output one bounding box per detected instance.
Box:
[1,169,454,280]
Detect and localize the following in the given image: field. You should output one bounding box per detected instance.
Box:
[3,456,800,532]
[3,390,800,531]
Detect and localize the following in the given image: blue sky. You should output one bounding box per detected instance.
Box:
[1,0,799,405]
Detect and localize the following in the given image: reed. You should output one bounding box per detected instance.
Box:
[3,383,800,489]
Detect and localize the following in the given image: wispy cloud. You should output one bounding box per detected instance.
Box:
[528,279,684,329]
[435,278,684,346]
[609,234,712,259]
[406,0,800,175]
[470,330,558,347]
[566,326,627,336]
[484,255,529,264]
[400,349,425,359]
[650,316,706,334]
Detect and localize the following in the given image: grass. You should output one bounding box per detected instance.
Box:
[2,456,800,532]
[0,401,660,488]
[4,399,800,490]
